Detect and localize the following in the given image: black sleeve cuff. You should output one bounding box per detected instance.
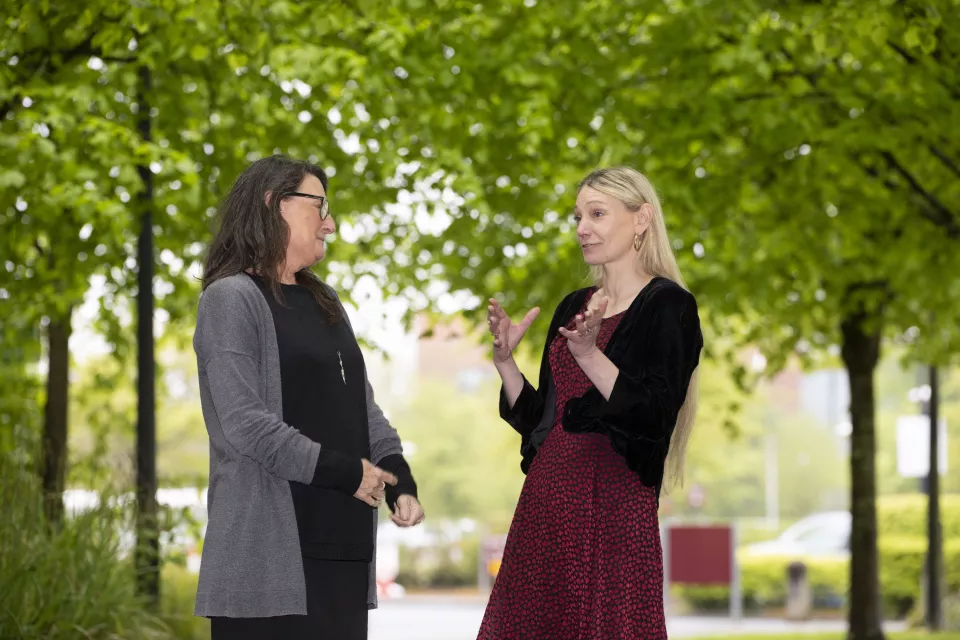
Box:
[311,450,363,494]
[377,453,418,512]
[498,377,543,436]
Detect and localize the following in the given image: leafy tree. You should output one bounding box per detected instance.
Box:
[1,0,427,597]
[4,1,958,632]
[0,0,428,523]
[305,4,959,637]
[634,7,960,636]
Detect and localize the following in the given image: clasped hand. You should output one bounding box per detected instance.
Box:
[354,459,424,528]
[355,459,396,508]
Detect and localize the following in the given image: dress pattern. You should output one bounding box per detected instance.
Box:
[477,294,667,640]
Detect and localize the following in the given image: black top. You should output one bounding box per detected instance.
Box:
[499,277,703,498]
[249,275,374,561]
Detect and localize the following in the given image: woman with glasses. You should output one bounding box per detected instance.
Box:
[193,154,424,639]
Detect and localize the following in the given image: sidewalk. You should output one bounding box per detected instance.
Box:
[369,598,907,640]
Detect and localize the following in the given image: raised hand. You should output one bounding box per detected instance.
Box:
[557,297,608,358]
[487,298,540,363]
[354,459,398,508]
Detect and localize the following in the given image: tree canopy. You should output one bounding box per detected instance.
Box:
[2,1,958,636]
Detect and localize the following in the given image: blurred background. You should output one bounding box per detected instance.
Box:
[1,1,958,639]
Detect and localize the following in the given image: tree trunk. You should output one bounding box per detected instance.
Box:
[840,309,885,640]
[134,63,160,605]
[41,310,72,528]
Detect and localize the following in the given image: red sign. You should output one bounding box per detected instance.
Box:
[667,525,733,585]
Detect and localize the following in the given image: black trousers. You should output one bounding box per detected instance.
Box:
[210,557,369,640]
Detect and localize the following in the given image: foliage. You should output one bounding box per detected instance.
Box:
[396,535,481,590]
[1,428,209,639]
[63,327,875,522]
[4,3,959,635]
[3,2,958,416]
[380,341,839,527]
[0,447,170,639]
[0,318,41,457]
[159,563,208,640]
[291,10,959,635]
[877,493,960,540]
[387,375,526,532]
[678,538,960,617]
[679,493,960,616]
[66,332,210,489]
[663,359,850,519]
[675,554,848,613]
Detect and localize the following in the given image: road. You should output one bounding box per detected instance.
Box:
[369,599,906,640]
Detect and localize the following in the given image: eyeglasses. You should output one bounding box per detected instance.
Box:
[281,192,330,220]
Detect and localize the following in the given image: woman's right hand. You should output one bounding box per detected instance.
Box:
[354,459,398,508]
[488,298,540,363]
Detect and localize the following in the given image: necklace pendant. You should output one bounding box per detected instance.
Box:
[337,350,346,384]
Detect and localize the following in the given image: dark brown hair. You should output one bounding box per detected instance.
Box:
[202,154,341,322]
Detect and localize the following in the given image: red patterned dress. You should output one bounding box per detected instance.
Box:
[477,296,667,640]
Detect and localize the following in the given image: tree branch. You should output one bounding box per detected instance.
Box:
[858,152,960,239]
[887,40,917,64]
[887,39,960,101]
[0,14,133,120]
[930,145,960,180]
[774,45,959,235]
[880,150,959,235]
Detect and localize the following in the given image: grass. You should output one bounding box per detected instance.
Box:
[0,449,210,639]
[0,455,170,639]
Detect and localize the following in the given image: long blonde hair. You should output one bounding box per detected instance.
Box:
[579,166,699,492]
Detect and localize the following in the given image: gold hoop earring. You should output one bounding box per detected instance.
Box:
[633,233,643,252]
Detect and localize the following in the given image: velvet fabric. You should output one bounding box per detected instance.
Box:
[499,277,703,497]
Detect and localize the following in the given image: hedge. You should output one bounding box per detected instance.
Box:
[676,538,960,617]
[878,494,960,540]
[396,536,481,589]
[677,494,960,616]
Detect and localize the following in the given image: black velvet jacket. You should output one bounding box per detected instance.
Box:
[499,277,703,498]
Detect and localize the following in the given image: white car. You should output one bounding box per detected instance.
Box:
[742,511,851,559]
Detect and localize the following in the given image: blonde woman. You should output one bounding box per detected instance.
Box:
[479,167,703,640]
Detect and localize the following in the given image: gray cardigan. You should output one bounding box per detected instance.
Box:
[192,273,403,618]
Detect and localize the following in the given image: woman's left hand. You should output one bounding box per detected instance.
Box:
[391,495,425,528]
[558,297,608,358]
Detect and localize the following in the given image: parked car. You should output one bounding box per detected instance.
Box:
[742,511,850,559]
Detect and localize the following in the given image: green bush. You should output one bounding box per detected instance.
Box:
[0,454,170,639]
[676,537,960,617]
[678,495,960,616]
[0,446,210,639]
[878,494,960,540]
[160,563,208,640]
[674,556,848,613]
[881,536,960,616]
[396,535,480,590]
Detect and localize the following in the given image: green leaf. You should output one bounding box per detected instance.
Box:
[189,44,209,61]
[0,170,26,189]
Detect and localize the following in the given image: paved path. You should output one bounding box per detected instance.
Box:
[369,599,906,640]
